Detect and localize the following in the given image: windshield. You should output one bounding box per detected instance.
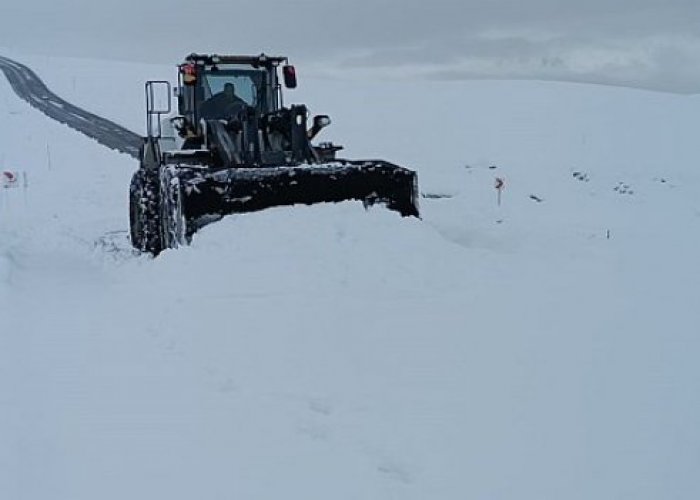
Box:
[202,66,266,107]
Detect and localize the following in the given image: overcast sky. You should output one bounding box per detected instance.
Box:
[2,0,700,92]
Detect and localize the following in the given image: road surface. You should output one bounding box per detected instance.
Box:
[0,55,142,159]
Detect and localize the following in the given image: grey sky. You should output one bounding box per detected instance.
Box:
[2,0,700,92]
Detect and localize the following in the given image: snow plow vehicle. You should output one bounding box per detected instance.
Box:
[129,54,420,255]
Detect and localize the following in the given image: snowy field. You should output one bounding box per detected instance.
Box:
[1,53,700,499]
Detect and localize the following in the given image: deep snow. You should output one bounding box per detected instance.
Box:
[1,54,700,499]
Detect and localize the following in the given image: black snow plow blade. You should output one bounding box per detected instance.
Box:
[173,160,420,235]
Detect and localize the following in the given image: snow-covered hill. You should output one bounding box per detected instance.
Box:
[2,54,700,500]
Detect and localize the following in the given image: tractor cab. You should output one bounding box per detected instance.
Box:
[177,54,293,130]
[145,53,332,159]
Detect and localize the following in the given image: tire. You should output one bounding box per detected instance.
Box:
[129,168,163,255]
[159,165,188,249]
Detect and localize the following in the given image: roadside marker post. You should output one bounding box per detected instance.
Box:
[1,171,19,189]
[494,177,505,206]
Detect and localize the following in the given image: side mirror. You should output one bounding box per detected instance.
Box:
[283,65,297,89]
[314,115,331,130]
[145,80,172,138]
[308,115,331,140]
[146,81,172,115]
[170,116,196,138]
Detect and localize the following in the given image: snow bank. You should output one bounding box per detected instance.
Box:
[2,54,700,500]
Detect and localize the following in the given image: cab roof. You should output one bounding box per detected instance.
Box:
[184,53,288,67]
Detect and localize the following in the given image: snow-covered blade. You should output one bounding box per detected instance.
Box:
[175,160,420,237]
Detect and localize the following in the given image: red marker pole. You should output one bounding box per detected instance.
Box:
[1,171,18,189]
[494,177,505,206]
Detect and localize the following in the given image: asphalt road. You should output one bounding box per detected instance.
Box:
[0,55,142,159]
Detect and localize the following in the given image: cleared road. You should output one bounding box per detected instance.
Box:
[0,55,142,159]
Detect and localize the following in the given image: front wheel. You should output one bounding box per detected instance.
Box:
[159,165,189,250]
[129,168,163,255]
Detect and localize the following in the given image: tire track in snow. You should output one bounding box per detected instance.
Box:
[0,55,142,159]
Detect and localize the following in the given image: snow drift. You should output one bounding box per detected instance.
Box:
[1,53,700,500]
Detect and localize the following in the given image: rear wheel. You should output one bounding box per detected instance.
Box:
[129,168,163,255]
